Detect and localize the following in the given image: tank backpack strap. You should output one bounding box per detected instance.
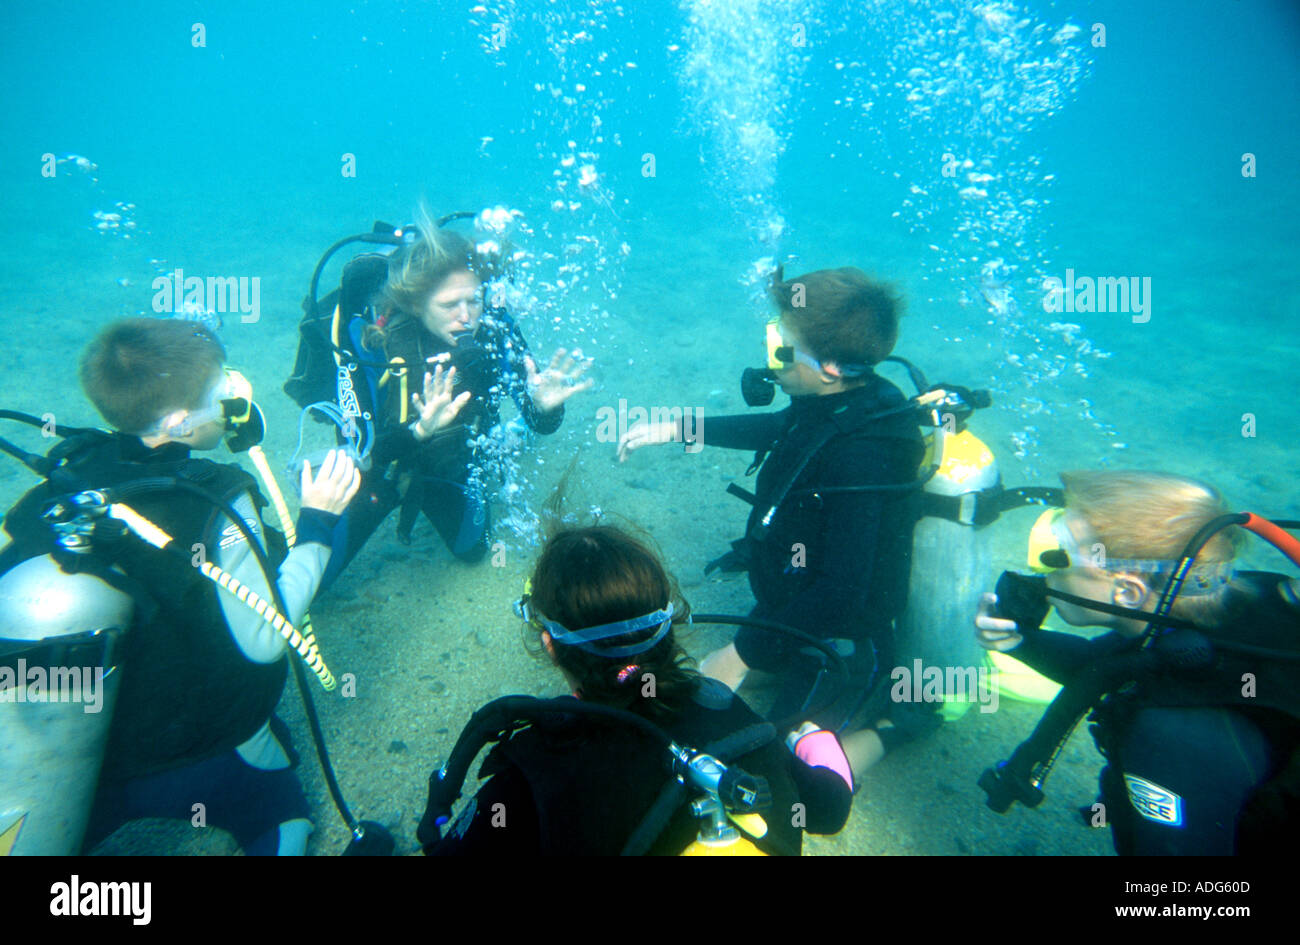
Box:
[285,243,397,410]
[179,460,291,567]
[747,401,923,545]
[745,420,843,544]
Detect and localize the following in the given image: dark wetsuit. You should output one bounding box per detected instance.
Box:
[1009,574,1300,855]
[321,307,562,584]
[426,680,852,855]
[697,376,924,723]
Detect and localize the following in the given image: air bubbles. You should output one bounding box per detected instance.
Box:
[1051,23,1082,44]
[92,201,139,238]
[474,205,520,237]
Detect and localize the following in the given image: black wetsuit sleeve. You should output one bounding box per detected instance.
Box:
[427,768,540,855]
[691,410,788,452]
[501,318,564,435]
[1011,630,1129,685]
[790,758,853,834]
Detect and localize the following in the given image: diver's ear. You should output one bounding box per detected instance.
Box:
[1111,574,1150,609]
[541,631,557,662]
[140,409,189,446]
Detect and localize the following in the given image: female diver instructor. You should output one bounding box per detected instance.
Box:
[320,211,593,586]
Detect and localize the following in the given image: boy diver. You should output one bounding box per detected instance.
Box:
[0,319,360,854]
[976,470,1300,855]
[619,267,929,773]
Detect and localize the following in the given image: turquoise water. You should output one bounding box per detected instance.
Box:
[1,0,1296,855]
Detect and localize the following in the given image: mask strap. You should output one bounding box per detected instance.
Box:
[542,603,675,656]
[1043,586,1198,630]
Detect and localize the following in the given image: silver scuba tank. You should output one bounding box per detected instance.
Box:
[894,428,998,709]
[0,555,132,855]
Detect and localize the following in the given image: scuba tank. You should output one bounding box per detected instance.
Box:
[420,617,839,856]
[894,424,999,717]
[875,360,1067,717]
[0,555,132,855]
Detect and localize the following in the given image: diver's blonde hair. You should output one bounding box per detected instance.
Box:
[361,203,482,356]
[382,203,480,321]
[1062,469,1238,624]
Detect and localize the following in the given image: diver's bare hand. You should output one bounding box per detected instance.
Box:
[975,592,1023,652]
[412,357,471,440]
[300,449,361,515]
[526,348,595,413]
[617,419,679,462]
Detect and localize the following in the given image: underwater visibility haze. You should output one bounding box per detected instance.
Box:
[1,0,1297,858]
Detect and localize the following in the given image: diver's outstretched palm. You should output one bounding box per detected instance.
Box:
[526,348,594,413]
[412,358,471,440]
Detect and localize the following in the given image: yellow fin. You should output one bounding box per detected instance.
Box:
[0,813,26,856]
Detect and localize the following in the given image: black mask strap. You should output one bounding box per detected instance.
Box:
[1043,585,1198,631]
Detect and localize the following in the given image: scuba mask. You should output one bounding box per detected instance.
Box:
[514,579,675,658]
[1027,508,1190,577]
[740,321,799,407]
[158,368,264,451]
[765,319,823,373]
[220,369,266,453]
[996,508,1232,632]
[741,319,871,407]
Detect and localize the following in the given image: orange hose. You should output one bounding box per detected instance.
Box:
[1242,513,1300,568]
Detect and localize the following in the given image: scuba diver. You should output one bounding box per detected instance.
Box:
[618,266,948,771]
[0,318,361,855]
[976,469,1300,855]
[286,206,593,587]
[418,524,854,855]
